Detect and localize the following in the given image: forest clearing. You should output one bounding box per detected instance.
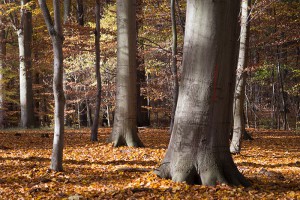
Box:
[0,128,299,199]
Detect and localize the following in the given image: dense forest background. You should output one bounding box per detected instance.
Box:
[0,0,299,130]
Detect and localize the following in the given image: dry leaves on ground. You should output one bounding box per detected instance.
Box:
[0,128,299,199]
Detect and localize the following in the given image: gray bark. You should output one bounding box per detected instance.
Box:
[63,0,71,24]
[108,0,143,147]
[230,0,251,154]
[169,0,179,134]
[0,16,5,128]
[155,0,249,186]
[39,0,65,171]
[18,0,34,128]
[91,0,102,141]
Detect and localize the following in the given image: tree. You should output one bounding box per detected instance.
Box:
[155,0,249,186]
[18,0,35,128]
[108,0,143,147]
[230,0,251,154]
[91,0,101,141]
[0,12,6,128]
[39,0,65,171]
[63,0,71,24]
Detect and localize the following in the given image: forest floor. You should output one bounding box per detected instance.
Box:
[0,128,299,199]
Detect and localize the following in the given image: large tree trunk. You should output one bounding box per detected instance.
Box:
[0,17,5,128]
[169,0,179,134]
[39,0,65,171]
[18,0,34,128]
[230,0,251,154]
[108,0,143,147]
[91,0,102,141]
[155,0,249,186]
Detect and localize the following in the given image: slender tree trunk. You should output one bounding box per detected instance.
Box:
[39,0,65,171]
[63,0,71,24]
[0,17,5,128]
[155,0,249,186]
[230,0,251,154]
[18,0,34,128]
[91,0,102,141]
[169,0,179,134]
[76,0,84,26]
[108,0,143,147]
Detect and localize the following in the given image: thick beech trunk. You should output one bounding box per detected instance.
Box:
[230,0,250,154]
[18,0,34,128]
[91,0,102,141]
[108,0,143,147]
[155,0,249,186]
[39,0,65,171]
[0,18,5,128]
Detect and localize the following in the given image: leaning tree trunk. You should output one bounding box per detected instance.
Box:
[155,0,249,186]
[169,0,179,134]
[91,0,102,141]
[39,0,65,171]
[0,17,5,128]
[18,0,34,128]
[108,0,143,147]
[230,0,251,154]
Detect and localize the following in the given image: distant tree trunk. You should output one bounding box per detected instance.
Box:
[63,0,71,24]
[108,0,143,147]
[0,17,6,128]
[230,0,251,154]
[18,0,34,128]
[91,0,102,141]
[169,0,179,134]
[155,0,249,186]
[76,0,84,26]
[39,0,65,171]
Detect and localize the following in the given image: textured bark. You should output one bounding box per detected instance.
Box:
[230,0,250,154]
[169,0,179,134]
[91,0,102,141]
[0,17,5,128]
[18,0,34,128]
[39,0,65,171]
[108,0,143,147]
[155,0,249,186]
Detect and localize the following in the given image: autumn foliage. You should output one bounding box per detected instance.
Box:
[0,128,299,199]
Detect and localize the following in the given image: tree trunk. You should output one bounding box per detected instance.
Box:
[63,0,71,24]
[108,0,143,147]
[76,0,84,26]
[18,0,34,128]
[0,17,5,128]
[155,0,249,186]
[39,0,65,171]
[91,0,102,142]
[169,0,179,134]
[230,0,250,154]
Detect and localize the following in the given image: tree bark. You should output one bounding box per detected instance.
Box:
[39,0,65,171]
[91,0,102,142]
[63,0,71,24]
[108,0,143,147]
[155,0,249,186]
[169,0,179,134]
[230,0,251,154]
[0,16,6,128]
[18,0,34,128]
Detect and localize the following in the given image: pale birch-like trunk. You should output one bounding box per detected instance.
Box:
[39,0,65,171]
[91,0,102,141]
[0,17,5,128]
[108,0,143,147]
[230,0,250,154]
[155,0,249,186]
[18,0,34,128]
